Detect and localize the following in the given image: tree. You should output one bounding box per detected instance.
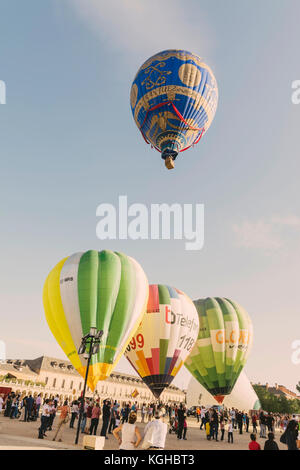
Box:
[253,385,300,414]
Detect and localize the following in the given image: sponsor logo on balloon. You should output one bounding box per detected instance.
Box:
[96,195,204,251]
[0,80,6,105]
[165,305,199,332]
[291,80,300,104]
[211,328,250,351]
[60,277,74,284]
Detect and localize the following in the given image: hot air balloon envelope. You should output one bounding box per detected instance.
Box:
[125,284,199,398]
[43,250,148,391]
[130,49,218,169]
[185,297,253,404]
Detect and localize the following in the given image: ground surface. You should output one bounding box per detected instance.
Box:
[0,415,287,451]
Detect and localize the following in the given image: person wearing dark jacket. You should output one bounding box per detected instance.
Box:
[245,414,250,433]
[210,410,219,441]
[237,411,243,435]
[264,432,279,450]
[177,404,185,440]
[285,420,299,451]
[101,400,111,438]
[25,395,34,422]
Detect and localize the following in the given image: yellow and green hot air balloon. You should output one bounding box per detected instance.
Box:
[43,250,148,391]
[184,297,253,404]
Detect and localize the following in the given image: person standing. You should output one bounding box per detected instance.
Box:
[101,400,111,438]
[147,404,153,422]
[25,394,34,422]
[230,408,236,429]
[38,399,50,439]
[36,394,42,418]
[90,403,101,436]
[143,410,168,450]
[284,420,299,451]
[0,394,3,415]
[177,404,185,440]
[211,409,219,441]
[113,411,142,450]
[195,407,200,423]
[183,415,188,440]
[10,396,18,419]
[69,401,79,428]
[52,401,70,442]
[80,399,88,434]
[237,411,243,435]
[4,394,13,417]
[252,414,258,433]
[200,407,206,430]
[259,411,267,438]
[245,413,250,433]
[108,404,117,434]
[85,400,93,434]
[205,420,211,440]
[228,419,233,444]
[141,403,146,423]
[48,400,56,431]
[220,415,225,441]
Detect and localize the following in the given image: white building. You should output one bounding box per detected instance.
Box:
[0,356,185,405]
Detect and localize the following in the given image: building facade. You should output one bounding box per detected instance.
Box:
[0,356,185,405]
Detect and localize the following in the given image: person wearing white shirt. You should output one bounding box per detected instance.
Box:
[228,420,234,444]
[36,395,42,417]
[113,411,142,450]
[200,407,206,430]
[143,411,168,450]
[38,400,51,439]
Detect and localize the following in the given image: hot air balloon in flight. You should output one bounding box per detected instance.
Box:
[125,284,199,399]
[130,49,218,169]
[43,250,148,391]
[184,297,253,404]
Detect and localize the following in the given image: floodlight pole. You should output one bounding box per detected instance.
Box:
[75,337,94,445]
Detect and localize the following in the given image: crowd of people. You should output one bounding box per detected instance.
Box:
[195,405,299,450]
[0,392,299,450]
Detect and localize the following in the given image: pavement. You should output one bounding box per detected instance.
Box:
[0,416,287,451]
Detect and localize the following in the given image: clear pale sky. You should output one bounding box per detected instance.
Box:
[0,0,299,392]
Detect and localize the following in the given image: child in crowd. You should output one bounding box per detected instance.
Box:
[249,433,261,450]
[206,421,211,440]
[228,419,233,443]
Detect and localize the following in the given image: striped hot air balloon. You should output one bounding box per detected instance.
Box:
[130,49,218,169]
[125,284,199,399]
[184,298,253,404]
[43,250,148,391]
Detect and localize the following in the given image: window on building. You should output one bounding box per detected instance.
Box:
[79,382,82,391]
[45,377,48,385]
[70,381,73,390]
[62,380,65,389]
[53,378,56,387]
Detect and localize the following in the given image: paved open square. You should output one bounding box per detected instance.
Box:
[0,415,287,451]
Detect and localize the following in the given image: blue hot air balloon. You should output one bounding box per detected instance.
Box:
[130,49,218,169]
